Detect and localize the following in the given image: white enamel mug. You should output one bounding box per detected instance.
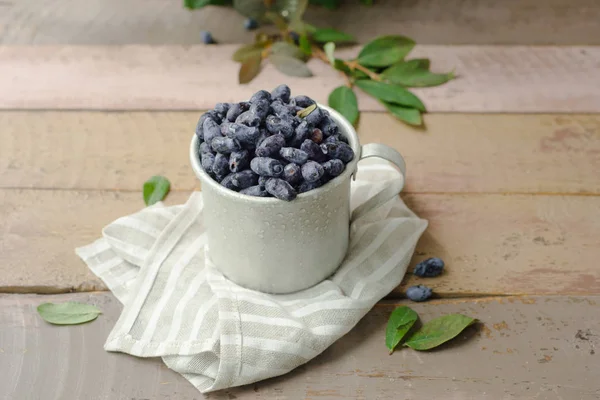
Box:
[190,105,406,294]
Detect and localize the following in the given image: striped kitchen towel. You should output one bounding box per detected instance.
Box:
[76,161,428,393]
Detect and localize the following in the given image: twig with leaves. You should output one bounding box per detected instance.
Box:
[185,0,455,127]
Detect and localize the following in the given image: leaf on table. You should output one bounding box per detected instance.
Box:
[404,314,477,350]
[324,42,336,65]
[357,35,415,67]
[381,61,455,87]
[37,302,102,325]
[328,86,359,125]
[270,41,305,60]
[312,28,355,43]
[269,54,313,77]
[299,34,312,55]
[297,103,317,118]
[382,102,423,126]
[143,175,171,206]
[232,43,264,62]
[184,0,231,10]
[355,79,425,111]
[385,306,419,353]
[233,0,267,19]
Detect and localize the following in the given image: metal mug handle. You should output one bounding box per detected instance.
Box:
[350,143,407,222]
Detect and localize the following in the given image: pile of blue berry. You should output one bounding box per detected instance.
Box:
[195,84,355,201]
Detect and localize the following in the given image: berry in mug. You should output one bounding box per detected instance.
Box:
[195,84,355,200]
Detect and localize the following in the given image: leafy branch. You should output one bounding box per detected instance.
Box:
[185,0,456,127]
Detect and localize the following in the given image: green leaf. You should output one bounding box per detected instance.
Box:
[239,53,263,84]
[404,314,477,351]
[271,41,305,60]
[323,42,335,65]
[357,35,415,67]
[312,28,355,43]
[355,79,425,111]
[232,43,264,62]
[37,302,102,325]
[334,59,351,74]
[184,0,231,10]
[309,0,341,9]
[328,86,358,125]
[381,62,455,87]
[233,0,266,19]
[143,175,171,206]
[269,54,313,77]
[264,11,288,31]
[299,34,312,56]
[382,102,422,126]
[385,306,418,353]
[297,103,317,118]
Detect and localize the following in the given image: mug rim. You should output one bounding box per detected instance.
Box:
[190,103,361,204]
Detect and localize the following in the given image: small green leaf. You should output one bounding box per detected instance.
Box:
[143,175,171,206]
[381,62,455,87]
[386,306,418,353]
[264,11,288,31]
[382,102,422,126]
[269,54,313,77]
[37,302,102,325]
[323,42,335,65]
[297,103,317,118]
[184,0,231,10]
[334,59,351,74]
[271,41,305,60]
[232,44,264,62]
[312,28,355,43]
[233,0,266,19]
[404,314,477,350]
[357,35,415,67]
[328,86,358,125]
[299,34,312,56]
[355,79,425,111]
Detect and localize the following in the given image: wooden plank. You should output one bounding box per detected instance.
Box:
[2,112,599,194]
[1,46,600,112]
[1,292,599,399]
[1,189,599,296]
[1,0,600,45]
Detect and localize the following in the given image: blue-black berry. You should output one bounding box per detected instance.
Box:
[258,176,268,187]
[319,115,339,137]
[265,178,297,201]
[250,90,271,103]
[414,258,445,278]
[256,133,285,157]
[201,151,216,174]
[231,169,259,189]
[270,100,294,117]
[322,159,345,177]
[289,120,311,147]
[244,18,258,30]
[203,117,222,144]
[225,123,261,145]
[271,84,291,103]
[229,150,250,173]
[279,147,309,165]
[250,157,284,177]
[250,99,270,120]
[266,114,295,139]
[236,110,261,127]
[226,102,250,122]
[283,163,302,185]
[212,153,230,180]
[211,137,241,154]
[301,139,327,162]
[291,95,315,108]
[303,106,324,126]
[320,142,354,163]
[301,161,324,182]
[200,31,215,44]
[406,285,432,302]
[240,185,269,197]
[220,173,238,191]
[214,103,230,118]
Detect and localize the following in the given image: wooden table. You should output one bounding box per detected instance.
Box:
[1,2,600,399]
